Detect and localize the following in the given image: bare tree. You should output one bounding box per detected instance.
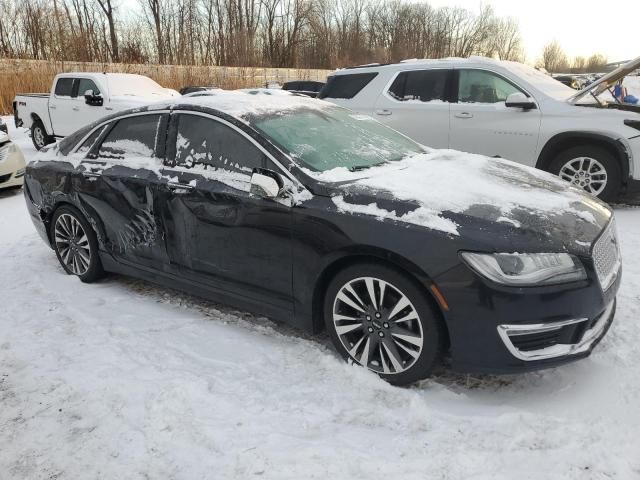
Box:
[541,40,568,73]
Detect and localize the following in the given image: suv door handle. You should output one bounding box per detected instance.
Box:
[454,112,474,119]
[72,106,80,111]
[375,109,392,116]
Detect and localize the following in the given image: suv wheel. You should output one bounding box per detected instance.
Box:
[51,205,104,283]
[31,120,53,150]
[549,145,622,201]
[324,263,444,386]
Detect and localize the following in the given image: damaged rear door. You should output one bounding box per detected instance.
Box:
[74,112,170,270]
[157,111,294,319]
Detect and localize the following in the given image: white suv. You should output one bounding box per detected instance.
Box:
[320,56,640,201]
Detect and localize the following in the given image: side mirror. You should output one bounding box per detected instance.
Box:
[250,171,282,198]
[505,92,536,110]
[84,90,104,106]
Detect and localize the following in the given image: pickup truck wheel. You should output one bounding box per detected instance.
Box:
[31,120,53,150]
[549,145,622,202]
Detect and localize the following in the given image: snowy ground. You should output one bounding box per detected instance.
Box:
[1,117,640,480]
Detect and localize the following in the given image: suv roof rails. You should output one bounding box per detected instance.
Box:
[344,63,390,70]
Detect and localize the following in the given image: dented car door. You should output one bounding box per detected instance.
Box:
[74,112,170,270]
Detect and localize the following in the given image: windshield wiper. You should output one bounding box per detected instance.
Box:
[348,161,387,172]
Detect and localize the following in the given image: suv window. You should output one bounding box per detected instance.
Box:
[388,70,449,102]
[458,70,521,104]
[97,115,162,160]
[78,78,100,96]
[318,73,378,99]
[54,78,75,97]
[174,114,273,190]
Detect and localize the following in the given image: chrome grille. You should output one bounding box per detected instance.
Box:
[593,220,621,291]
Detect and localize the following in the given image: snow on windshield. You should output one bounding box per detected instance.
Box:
[502,61,576,100]
[309,150,608,236]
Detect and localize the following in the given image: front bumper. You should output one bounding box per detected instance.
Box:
[435,259,620,374]
[0,142,26,189]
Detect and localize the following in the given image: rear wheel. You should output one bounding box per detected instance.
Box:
[51,205,104,283]
[549,145,622,202]
[31,120,53,150]
[324,263,444,386]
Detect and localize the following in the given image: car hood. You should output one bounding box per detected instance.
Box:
[311,150,612,254]
[568,55,640,104]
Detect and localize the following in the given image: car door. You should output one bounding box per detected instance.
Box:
[157,112,294,317]
[74,112,170,270]
[372,68,452,149]
[49,77,78,137]
[449,69,542,165]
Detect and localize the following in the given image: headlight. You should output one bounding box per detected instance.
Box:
[461,252,587,286]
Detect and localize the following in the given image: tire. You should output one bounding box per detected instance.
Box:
[31,119,53,151]
[50,205,104,283]
[548,145,622,202]
[324,262,444,386]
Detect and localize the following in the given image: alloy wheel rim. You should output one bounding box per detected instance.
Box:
[54,213,91,276]
[332,276,424,375]
[34,127,45,148]
[559,156,607,196]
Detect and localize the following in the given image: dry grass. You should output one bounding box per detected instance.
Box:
[0,58,331,115]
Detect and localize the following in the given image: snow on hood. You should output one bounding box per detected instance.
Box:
[309,150,610,237]
[568,55,640,104]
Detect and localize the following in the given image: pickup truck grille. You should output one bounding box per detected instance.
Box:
[593,220,621,292]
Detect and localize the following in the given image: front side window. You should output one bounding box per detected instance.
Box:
[174,114,272,189]
[78,78,100,96]
[54,78,75,97]
[458,70,522,104]
[388,70,449,102]
[97,115,162,160]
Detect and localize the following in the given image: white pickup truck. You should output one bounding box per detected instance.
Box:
[13,73,179,150]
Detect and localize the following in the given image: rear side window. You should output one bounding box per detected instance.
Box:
[387,70,449,102]
[97,115,162,160]
[318,73,378,99]
[76,126,107,155]
[54,78,75,97]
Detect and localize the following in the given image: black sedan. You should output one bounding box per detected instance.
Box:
[23,90,621,385]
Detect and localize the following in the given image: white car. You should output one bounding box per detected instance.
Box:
[0,125,26,190]
[13,73,179,151]
[321,56,640,201]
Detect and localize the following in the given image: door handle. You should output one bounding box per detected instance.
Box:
[72,106,80,111]
[375,109,392,116]
[49,106,56,110]
[167,182,195,192]
[454,112,474,119]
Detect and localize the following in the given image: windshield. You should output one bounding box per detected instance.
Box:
[251,106,424,172]
[504,62,576,101]
[107,74,173,98]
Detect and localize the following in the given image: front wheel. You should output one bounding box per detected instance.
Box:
[324,263,444,386]
[31,120,54,150]
[51,205,104,283]
[549,145,622,202]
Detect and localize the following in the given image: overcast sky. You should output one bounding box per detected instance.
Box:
[426,0,638,63]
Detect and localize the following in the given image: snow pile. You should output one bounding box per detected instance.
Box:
[313,150,607,235]
[1,117,640,478]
